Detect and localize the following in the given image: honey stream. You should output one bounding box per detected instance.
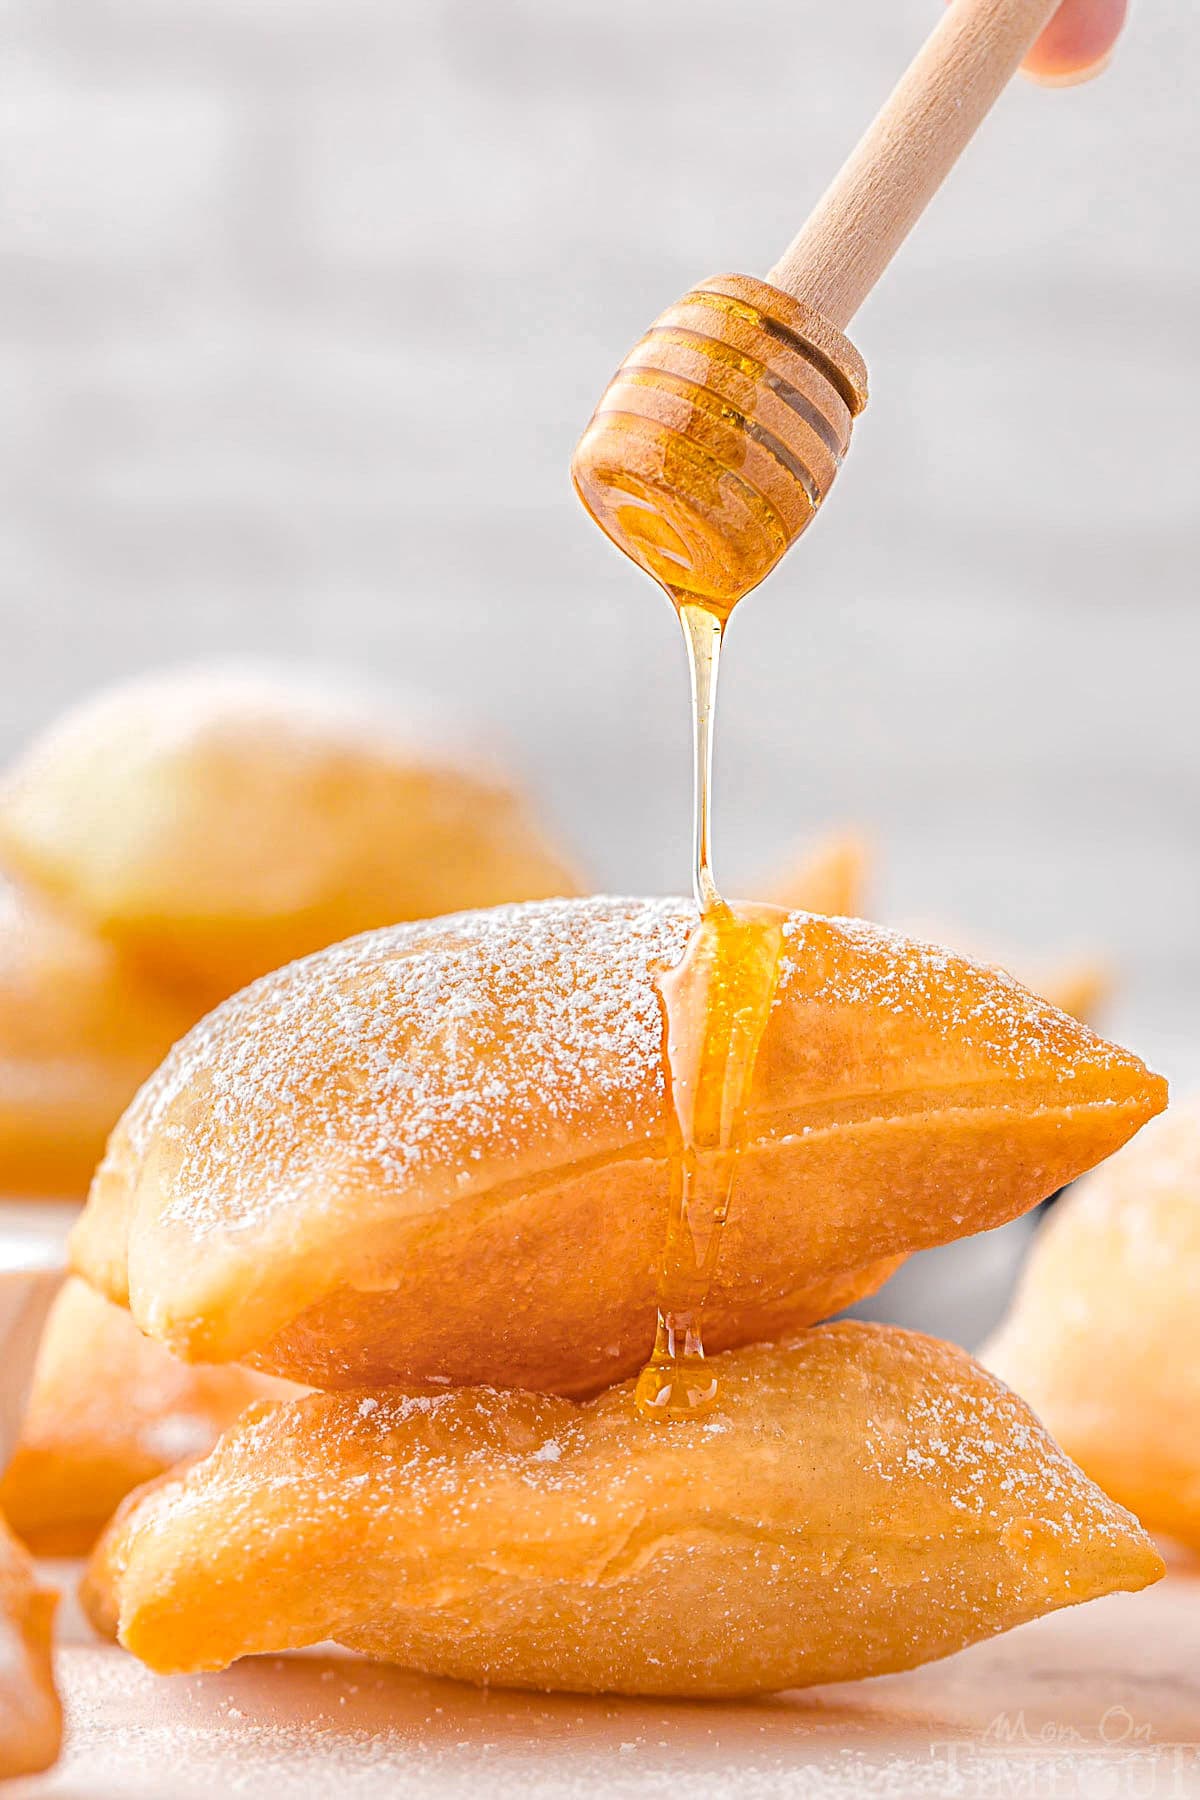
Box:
[634,599,786,1420]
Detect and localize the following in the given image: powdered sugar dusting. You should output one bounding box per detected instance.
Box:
[781,913,1127,1073]
[127,899,688,1236]
[43,1580,1200,1800]
[93,1325,1158,1702]
[106,898,1149,1244]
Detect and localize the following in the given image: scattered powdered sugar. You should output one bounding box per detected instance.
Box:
[109,897,1146,1243]
[128,898,687,1235]
[782,913,1127,1073]
[44,1590,1200,1800]
[109,1323,1153,1712]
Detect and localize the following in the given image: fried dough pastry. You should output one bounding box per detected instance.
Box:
[72,898,1165,1395]
[985,1097,1200,1550]
[0,876,190,1196]
[0,1512,60,1777]
[1,1279,298,1555]
[81,1324,1163,1696]
[905,922,1111,1026]
[762,834,1108,1021]
[0,667,581,1005]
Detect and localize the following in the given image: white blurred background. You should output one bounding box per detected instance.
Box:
[1,0,1195,1089]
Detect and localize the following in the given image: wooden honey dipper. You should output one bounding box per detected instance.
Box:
[573,0,1071,614]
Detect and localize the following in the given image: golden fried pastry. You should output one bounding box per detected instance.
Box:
[0,667,582,1005]
[1,1278,298,1555]
[0,1512,60,1777]
[984,1096,1200,1550]
[0,876,190,1197]
[72,897,1165,1395]
[905,923,1111,1025]
[760,830,869,918]
[81,1323,1163,1696]
[762,834,1109,1021]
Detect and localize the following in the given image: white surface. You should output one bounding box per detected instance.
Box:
[10,1582,1200,1799]
[0,2,1195,1082]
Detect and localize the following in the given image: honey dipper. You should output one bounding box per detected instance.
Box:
[573,0,1074,613]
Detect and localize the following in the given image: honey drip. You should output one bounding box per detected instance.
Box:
[635,600,785,1420]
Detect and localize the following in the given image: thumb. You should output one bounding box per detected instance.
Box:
[1021,0,1128,85]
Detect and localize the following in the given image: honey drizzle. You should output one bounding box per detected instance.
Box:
[680,600,723,916]
[634,599,785,1420]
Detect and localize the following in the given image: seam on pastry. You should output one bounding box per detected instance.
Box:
[134,1092,1153,1364]
[250,1090,1115,1335]
[398,1088,1153,1233]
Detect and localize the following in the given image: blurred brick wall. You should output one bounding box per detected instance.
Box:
[1,1,1196,1069]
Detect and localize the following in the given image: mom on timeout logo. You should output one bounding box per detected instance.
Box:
[926,1706,1200,1797]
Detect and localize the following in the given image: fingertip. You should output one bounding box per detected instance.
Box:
[1020,0,1127,83]
[1022,46,1114,88]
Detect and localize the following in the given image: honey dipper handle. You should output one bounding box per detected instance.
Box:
[767,0,1061,329]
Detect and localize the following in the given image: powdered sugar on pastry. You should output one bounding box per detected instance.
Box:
[127,899,1136,1238]
[140,899,688,1232]
[80,1325,1163,1696]
[71,898,1163,1391]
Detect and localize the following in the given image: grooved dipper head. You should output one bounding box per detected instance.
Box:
[572,274,868,617]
